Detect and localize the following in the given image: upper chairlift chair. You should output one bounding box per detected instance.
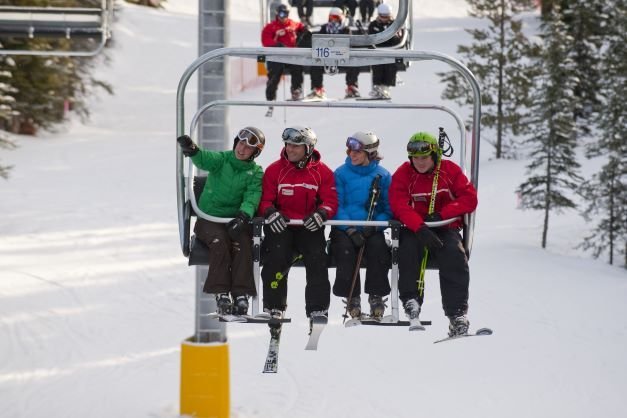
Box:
[258,0,413,78]
[0,0,114,57]
[176,4,481,338]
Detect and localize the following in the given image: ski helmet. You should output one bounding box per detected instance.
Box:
[346,131,380,160]
[233,126,265,160]
[377,3,393,17]
[276,3,290,18]
[328,7,344,21]
[407,131,441,161]
[282,126,317,161]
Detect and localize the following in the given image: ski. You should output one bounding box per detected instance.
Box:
[304,315,327,351]
[301,97,336,103]
[262,319,282,373]
[355,97,391,101]
[205,312,291,324]
[433,327,493,344]
[344,314,431,328]
[408,318,426,331]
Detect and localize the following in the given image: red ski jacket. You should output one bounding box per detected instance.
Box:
[261,18,305,48]
[389,160,478,232]
[258,149,338,221]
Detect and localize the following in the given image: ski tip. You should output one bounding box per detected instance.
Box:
[476,327,493,335]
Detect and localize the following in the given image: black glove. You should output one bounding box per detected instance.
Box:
[424,213,443,223]
[415,225,444,250]
[303,208,327,232]
[227,212,250,241]
[177,134,199,157]
[362,225,376,238]
[265,207,289,234]
[346,228,365,248]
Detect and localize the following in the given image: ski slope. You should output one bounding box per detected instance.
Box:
[1,1,626,417]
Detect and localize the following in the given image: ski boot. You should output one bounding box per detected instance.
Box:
[308,310,328,335]
[265,106,274,117]
[403,298,421,320]
[369,85,391,99]
[291,87,303,101]
[344,296,361,319]
[215,293,232,315]
[448,315,470,337]
[368,294,387,320]
[233,295,249,316]
[305,87,326,100]
[345,84,360,98]
[266,308,283,338]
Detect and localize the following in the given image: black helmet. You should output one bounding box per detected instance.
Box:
[276,4,290,18]
[233,126,265,160]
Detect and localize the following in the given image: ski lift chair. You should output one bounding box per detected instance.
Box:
[177,44,481,336]
[0,0,114,57]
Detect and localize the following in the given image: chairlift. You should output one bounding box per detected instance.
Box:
[0,0,114,57]
[258,0,413,77]
[176,39,481,338]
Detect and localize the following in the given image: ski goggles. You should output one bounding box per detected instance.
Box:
[282,127,307,144]
[407,141,437,157]
[237,128,264,150]
[346,137,378,152]
[277,10,289,18]
[328,15,342,22]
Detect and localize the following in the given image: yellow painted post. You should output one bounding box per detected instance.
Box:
[257,61,267,76]
[180,338,230,418]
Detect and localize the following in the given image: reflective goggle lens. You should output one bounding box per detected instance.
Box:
[282,128,305,144]
[346,137,363,151]
[238,129,263,150]
[278,11,288,17]
[329,15,342,22]
[407,141,436,156]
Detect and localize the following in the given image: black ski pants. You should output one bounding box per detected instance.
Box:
[372,63,397,87]
[310,66,359,90]
[265,61,304,101]
[330,228,391,297]
[293,0,313,18]
[398,227,469,317]
[261,226,331,316]
[194,218,256,297]
[359,0,377,22]
[334,0,358,17]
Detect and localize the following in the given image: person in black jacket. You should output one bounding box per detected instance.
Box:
[367,3,405,99]
[304,7,361,100]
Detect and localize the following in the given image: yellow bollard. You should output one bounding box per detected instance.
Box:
[180,338,229,418]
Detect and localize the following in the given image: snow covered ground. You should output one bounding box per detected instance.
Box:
[1,1,625,417]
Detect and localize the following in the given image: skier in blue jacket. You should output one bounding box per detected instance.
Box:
[331,131,392,320]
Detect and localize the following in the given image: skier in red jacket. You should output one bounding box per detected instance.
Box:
[258,126,338,325]
[261,4,306,102]
[389,131,478,337]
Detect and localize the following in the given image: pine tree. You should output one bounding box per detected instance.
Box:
[517,6,582,249]
[0,0,112,134]
[578,0,627,267]
[438,0,538,159]
[560,0,605,137]
[0,56,17,179]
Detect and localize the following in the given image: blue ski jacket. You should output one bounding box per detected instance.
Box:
[333,156,392,231]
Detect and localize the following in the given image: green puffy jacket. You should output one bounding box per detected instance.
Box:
[190,150,263,218]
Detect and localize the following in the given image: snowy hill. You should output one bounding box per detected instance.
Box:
[0,1,625,418]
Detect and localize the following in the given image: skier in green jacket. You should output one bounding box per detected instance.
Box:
[177,127,266,315]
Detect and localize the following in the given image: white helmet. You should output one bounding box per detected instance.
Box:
[282,126,318,158]
[346,131,380,159]
[328,7,344,20]
[377,3,392,17]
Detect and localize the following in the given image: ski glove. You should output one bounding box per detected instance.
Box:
[303,208,327,232]
[265,208,289,234]
[415,225,443,250]
[362,226,376,238]
[346,228,365,248]
[424,213,443,223]
[227,212,250,241]
[177,134,199,157]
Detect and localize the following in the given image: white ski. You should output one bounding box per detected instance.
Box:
[304,316,327,351]
[263,322,282,373]
[265,106,273,117]
[433,327,493,344]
